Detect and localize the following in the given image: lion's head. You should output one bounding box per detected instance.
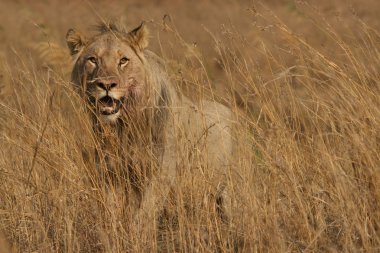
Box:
[66,22,150,122]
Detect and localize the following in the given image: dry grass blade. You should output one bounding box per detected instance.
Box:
[0,0,379,252]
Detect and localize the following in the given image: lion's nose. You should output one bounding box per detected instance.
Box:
[96,81,118,91]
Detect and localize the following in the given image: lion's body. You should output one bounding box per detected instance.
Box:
[66,22,233,222]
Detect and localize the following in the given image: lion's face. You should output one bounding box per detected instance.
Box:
[77,35,146,119]
[66,23,149,122]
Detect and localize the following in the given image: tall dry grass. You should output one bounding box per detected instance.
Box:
[0,1,379,252]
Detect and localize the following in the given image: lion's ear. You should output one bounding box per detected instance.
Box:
[128,22,149,50]
[66,29,86,56]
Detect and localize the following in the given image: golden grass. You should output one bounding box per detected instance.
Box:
[0,1,379,252]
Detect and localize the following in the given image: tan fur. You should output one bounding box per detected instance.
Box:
[66,22,233,223]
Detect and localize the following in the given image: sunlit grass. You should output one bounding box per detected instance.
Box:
[0,1,379,252]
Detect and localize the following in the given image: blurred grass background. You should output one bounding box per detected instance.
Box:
[0,0,379,252]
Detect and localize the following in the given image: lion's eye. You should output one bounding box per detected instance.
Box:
[88,57,97,64]
[119,57,129,66]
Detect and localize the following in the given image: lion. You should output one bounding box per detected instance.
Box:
[66,22,233,224]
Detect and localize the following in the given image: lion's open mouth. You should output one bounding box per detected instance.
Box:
[98,96,123,115]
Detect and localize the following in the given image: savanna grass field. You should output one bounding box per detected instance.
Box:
[1,0,380,252]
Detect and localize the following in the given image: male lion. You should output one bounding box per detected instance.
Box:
[66,22,233,223]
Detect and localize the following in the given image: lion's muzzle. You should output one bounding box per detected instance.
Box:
[90,78,125,116]
[96,80,118,91]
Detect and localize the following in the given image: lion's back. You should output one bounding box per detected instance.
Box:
[144,50,234,171]
[180,97,234,169]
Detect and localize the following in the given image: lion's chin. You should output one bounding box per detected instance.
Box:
[99,110,121,123]
[98,96,123,115]
[96,96,123,123]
